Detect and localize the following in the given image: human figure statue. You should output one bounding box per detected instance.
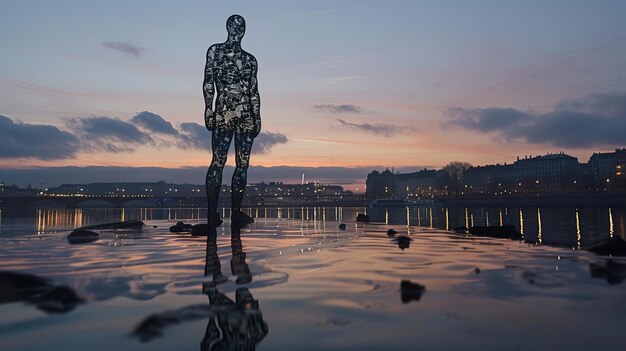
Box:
[204,14,260,227]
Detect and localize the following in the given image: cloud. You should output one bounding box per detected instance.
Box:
[131,111,179,135]
[0,112,288,160]
[336,118,418,137]
[178,122,211,150]
[313,104,364,114]
[102,41,145,57]
[252,131,288,154]
[0,115,80,160]
[445,92,626,148]
[67,116,153,153]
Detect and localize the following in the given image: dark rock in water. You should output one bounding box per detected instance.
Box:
[0,271,54,303]
[587,237,626,256]
[394,235,412,250]
[82,219,144,230]
[474,268,481,274]
[356,213,370,223]
[469,225,522,240]
[387,229,397,237]
[232,211,254,228]
[35,286,85,313]
[590,260,626,285]
[0,271,84,313]
[338,223,346,230]
[400,280,425,303]
[169,221,193,233]
[67,228,99,244]
[191,224,211,236]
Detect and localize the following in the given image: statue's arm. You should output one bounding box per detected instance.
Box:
[203,46,216,131]
[250,57,261,137]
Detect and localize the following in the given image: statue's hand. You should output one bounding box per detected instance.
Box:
[205,109,216,131]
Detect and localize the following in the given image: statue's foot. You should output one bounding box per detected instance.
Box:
[231,211,254,227]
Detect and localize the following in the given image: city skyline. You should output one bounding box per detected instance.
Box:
[2,1,626,189]
[1,148,623,192]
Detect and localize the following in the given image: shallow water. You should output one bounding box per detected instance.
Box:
[1,208,625,350]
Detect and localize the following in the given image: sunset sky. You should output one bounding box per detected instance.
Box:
[1,0,626,189]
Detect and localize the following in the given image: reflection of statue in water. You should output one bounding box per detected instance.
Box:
[202,226,267,350]
[133,225,268,348]
[204,14,260,227]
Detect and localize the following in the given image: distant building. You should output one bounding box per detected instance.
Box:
[45,181,204,197]
[512,153,583,192]
[243,182,345,205]
[366,169,396,200]
[366,168,447,200]
[589,148,626,182]
[0,182,39,197]
[464,164,514,195]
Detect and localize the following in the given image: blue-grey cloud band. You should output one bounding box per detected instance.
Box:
[102,41,145,57]
[0,112,287,159]
[445,92,626,148]
[336,118,418,137]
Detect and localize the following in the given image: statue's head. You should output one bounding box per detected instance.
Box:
[226,14,246,40]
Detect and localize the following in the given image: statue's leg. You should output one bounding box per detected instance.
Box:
[206,127,233,226]
[231,132,254,213]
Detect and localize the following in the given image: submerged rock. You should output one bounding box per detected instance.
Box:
[338,223,346,230]
[232,211,254,227]
[469,225,523,240]
[169,221,193,233]
[191,223,211,236]
[82,219,144,230]
[356,213,370,223]
[0,271,84,313]
[590,260,626,284]
[587,237,626,256]
[67,228,99,244]
[387,229,397,237]
[394,235,412,250]
[400,280,425,303]
[35,286,85,313]
[0,271,53,302]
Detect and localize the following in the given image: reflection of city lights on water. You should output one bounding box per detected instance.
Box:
[609,208,614,238]
[385,208,389,224]
[445,208,449,231]
[519,209,524,236]
[575,208,581,250]
[406,206,410,226]
[417,208,421,227]
[537,208,542,245]
[429,208,433,228]
[499,209,503,226]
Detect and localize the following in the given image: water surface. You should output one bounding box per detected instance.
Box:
[1,207,625,350]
